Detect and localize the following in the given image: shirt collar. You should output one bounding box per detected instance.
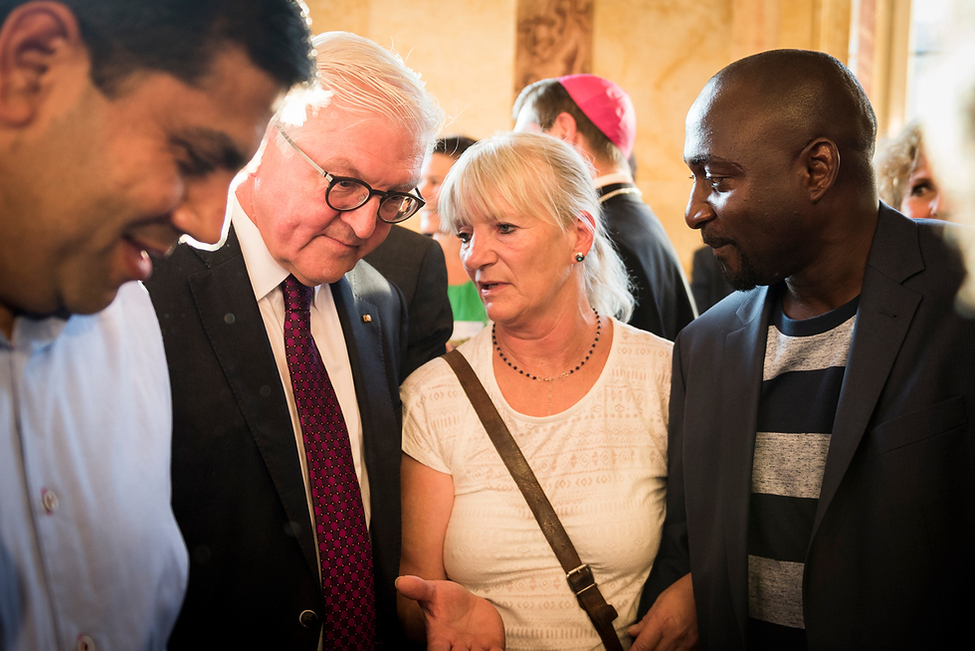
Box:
[2,314,68,353]
[231,193,292,302]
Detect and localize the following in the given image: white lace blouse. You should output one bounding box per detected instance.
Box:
[402,319,672,650]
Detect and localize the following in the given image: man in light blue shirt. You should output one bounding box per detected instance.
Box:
[0,1,313,648]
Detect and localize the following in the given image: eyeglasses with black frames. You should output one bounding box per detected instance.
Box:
[275,124,425,224]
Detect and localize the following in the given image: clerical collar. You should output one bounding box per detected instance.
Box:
[594,172,632,189]
[596,182,642,204]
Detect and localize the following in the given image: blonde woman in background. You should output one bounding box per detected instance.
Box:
[875,122,948,220]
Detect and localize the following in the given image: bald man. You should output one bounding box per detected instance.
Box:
[630,50,975,650]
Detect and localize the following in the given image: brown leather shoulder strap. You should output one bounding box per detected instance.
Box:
[442,349,623,650]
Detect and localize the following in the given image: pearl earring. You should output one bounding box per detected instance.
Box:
[575,252,586,263]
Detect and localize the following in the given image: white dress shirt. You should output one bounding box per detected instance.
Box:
[230,198,371,536]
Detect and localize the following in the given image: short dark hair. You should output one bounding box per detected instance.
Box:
[513,78,623,166]
[0,0,314,94]
[434,135,478,160]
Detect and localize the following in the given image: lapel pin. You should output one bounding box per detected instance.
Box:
[362,314,372,323]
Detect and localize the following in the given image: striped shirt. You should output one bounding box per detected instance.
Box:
[746,295,858,649]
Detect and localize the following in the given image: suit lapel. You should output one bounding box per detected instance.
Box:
[812,208,923,538]
[331,270,400,494]
[187,231,322,582]
[720,287,772,638]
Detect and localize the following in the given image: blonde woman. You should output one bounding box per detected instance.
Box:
[397,132,672,650]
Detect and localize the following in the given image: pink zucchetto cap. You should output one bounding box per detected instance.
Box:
[557,74,637,159]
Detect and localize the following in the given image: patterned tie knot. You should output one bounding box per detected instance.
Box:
[283,274,313,315]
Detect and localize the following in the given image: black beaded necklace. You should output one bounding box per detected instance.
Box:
[493,311,601,382]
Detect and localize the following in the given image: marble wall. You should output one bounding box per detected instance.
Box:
[303,0,861,272]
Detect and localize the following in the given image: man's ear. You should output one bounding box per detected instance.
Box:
[803,138,840,203]
[0,2,84,127]
[550,111,580,146]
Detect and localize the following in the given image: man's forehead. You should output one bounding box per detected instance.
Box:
[688,76,747,124]
[299,116,424,154]
[685,79,772,150]
[684,91,724,159]
[293,108,423,163]
[128,47,283,171]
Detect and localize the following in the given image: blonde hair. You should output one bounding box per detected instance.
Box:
[439,131,634,321]
[875,122,925,209]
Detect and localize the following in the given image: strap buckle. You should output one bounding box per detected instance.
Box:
[566,563,597,596]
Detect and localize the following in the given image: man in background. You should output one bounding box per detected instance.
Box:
[0,1,312,649]
[513,74,697,340]
[363,224,452,377]
[632,49,974,650]
[146,31,444,649]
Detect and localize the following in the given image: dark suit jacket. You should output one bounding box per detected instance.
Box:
[363,224,452,379]
[690,245,735,314]
[641,206,975,649]
[599,183,697,339]
[145,228,409,649]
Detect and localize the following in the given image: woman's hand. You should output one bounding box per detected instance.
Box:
[396,575,505,651]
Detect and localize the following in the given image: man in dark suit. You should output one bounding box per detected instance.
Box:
[364,224,452,379]
[630,50,974,650]
[513,75,697,340]
[146,31,444,650]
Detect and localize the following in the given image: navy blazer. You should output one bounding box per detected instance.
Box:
[641,206,975,649]
[146,228,409,649]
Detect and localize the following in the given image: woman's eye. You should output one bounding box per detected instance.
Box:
[910,181,933,197]
[498,223,515,234]
[457,231,472,243]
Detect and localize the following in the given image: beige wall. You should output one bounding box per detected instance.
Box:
[306,0,516,141]
[304,0,858,272]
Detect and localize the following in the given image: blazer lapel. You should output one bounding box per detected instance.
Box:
[812,208,923,538]
[187,231,322,582]
[331,272,400,489]
[720,287,772,638]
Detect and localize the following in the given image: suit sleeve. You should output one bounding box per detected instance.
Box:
[401,239,452,380]
[639,331,692,614]
[617,234,697,341]
[617,240,668,338]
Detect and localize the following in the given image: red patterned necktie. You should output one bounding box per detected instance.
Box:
[282,274,377,649]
